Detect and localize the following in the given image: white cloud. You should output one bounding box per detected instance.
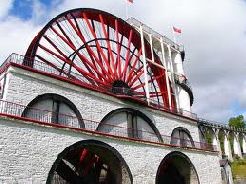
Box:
[0,0,14,19]
[0,17,41,61]
[31,0,48,24]
[239,82,246,109]
[0,0,246,123]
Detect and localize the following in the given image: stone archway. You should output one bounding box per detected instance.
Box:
[47,140,132,184]
[156,151,200,184]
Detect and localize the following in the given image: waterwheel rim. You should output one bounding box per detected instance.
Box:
[24,8,175,109]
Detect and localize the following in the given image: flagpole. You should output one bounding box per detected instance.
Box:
[172,26,177,44]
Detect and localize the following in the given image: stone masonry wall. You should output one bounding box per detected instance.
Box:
[0,118,222,184]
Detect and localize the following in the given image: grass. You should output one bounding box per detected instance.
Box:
[231,158,246,179]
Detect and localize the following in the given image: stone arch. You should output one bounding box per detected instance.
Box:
[97,108,163,142]
[156,151,200,184]
[241,133,246,156]
[170,127,195,147]
[218,129,226,156]
[199,127,215,145]
[47,139,133,184]
[238,132,245,154]
[197,126,213,150]
[197,126,206,144]
[22,93,84,128]
[228,131,235,156]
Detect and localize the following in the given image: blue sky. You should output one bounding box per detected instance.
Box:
[0,0,246,123]
[8,0,60,24]
[10,0,33,20]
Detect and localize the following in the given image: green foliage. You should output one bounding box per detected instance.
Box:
[228,115,246,129]
[204,131,212,144]
[218,133,225,155]
[231,158,246,179]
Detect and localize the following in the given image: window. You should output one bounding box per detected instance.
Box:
[97,108,163,142]
[22,93,84,128]
[171,127,194,147]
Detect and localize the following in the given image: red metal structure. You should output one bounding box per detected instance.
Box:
[24,8,176,109]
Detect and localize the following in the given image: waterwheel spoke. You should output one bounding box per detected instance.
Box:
[125,48,142,83]
[121,30,133,80]
[99,14,115,72]
[49,25,94,77]
[64,16,111,82]
[83,12,115,80]
[114,19,123,79]
[128,66,144,87]
[56,21,77,50]
[66,15,107,81]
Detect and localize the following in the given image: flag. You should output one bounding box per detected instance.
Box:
[127,0,133,3]
[173,26,181,34]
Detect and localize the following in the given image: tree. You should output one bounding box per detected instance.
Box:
[228,115,246,129]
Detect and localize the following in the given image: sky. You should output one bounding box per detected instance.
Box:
[0,0,246,123]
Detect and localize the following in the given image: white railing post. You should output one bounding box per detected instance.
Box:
[167,45,179,110]
[139,25,150,104]
[160,37,172,108]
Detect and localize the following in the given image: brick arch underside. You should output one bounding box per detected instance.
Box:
[156,151,200,184]
[47,139,133,184]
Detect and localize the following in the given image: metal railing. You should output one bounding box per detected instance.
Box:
[126,17,183,51]
[0,99,216,152]
[198,118,246,133]
[0,53,197,120]
[147,98,197,119]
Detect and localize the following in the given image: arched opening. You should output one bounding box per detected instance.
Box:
[170,127,194,148]
[218,129,226,157]
[47,140,133,184]
[97,108,163,142]
[238,133,245,155]
[198,126,215,150]
[202,127,213,145]
[228,131,235,157]
[156,151,200,184]
[22,93,84,128]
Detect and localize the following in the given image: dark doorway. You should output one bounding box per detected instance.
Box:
[156,151,200,184]
[47,140,132,184]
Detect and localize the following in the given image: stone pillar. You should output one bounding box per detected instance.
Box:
[233,133,242,158]
[242,134,246,156]
[224,132,233,161]
[227,165,234,184]
[212,128,222,157]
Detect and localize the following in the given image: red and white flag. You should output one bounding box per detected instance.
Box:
[127,0,133,3]
[173,26,182,34]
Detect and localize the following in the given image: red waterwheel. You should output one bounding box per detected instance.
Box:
[24,8,176,109]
